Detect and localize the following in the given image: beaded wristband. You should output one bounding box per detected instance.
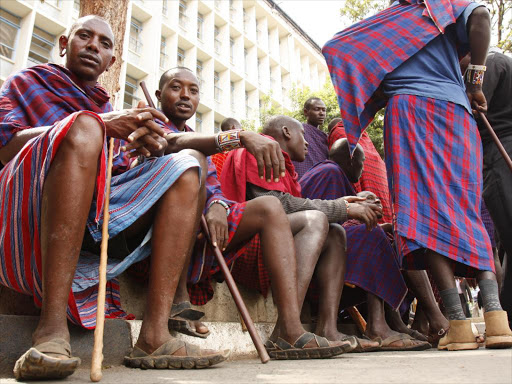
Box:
[208,199,231,216]
[464,64,486,86]
[215,129,242,153]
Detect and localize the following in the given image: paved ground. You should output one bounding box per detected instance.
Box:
[1,348,510,384]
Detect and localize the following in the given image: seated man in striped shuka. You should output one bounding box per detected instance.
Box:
[0,16,288,380]
[220,115,412,352]
[300,138,429,351]
[148,67,350,360]
[323,0,512,349]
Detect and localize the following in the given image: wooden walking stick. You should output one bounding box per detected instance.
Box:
[477,109,512,173]
[90,137,115,382]
[140,81,269,364]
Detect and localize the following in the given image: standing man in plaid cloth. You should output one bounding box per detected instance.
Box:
[323,0,512,349]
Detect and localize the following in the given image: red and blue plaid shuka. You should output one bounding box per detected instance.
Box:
[328,122,392,224]
[322,0,471,152]
[323,1,494,276]
[0,64,199,328]
[300,161,407,309]
[162,123,267,305]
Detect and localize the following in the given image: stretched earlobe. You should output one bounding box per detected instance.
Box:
[59,48,67,57]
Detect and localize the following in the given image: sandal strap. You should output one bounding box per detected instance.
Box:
[170,301,192,317]
[34,339,72,358]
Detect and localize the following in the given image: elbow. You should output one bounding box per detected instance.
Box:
[470,6,491,28]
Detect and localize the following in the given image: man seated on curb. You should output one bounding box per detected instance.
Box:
[221,115,398,351]
[151,67,350,359]
[300,138,430,351]
[0,17,292,380]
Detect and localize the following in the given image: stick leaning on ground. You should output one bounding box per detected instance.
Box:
[90,137,115,382]
[140,81,270,364]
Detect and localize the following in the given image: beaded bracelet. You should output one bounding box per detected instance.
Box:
[215,129,242,153]
[208,199,231,216]
[464,64,486,86]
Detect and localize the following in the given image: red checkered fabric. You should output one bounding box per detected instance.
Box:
[328,122,392,223]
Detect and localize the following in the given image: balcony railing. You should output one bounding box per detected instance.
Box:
[129,37,142,54]
[214,86,222,102]
[160,52,168,69]
[179,13,189,29]
[214,39,222,55]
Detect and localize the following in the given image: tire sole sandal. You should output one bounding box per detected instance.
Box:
[168,317,211,339]
[269,332,349,360]
[13,339,81,380]
[438,342,479,351]
[124,339,228,370]
[485,335,512,349]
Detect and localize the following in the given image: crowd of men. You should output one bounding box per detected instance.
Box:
[0,0,511,381]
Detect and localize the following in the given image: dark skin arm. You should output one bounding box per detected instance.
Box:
[126,129,287,182]
[465,6,491,114]
[0,101,168,165]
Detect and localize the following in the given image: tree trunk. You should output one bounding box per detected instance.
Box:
[79,0,129,101]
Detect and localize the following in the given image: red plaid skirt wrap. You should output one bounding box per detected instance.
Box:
[0,113,130,328]
[385,95,494,276]
[186,202,269,305]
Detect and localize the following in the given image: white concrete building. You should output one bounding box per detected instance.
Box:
[0,0,329,133]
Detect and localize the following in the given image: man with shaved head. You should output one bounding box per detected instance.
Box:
[0,16,231,379]
[221,115,396,351]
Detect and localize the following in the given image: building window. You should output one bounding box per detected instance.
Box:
[129,18,143,54]
[214,0,221,11]
[177,48,185,66]
[230,81,235,111]
[162,0,168,16]
[45,0,61,8]
[243,8,250,34]
[28,27,55,66]
[245,91,250,117]
[0,9,21,60]
[160,36,168,69]
[124,75,139,109]
[196,60,203,91]
[214,121,220,133]
[197,13,203,40]
[244,48,248,75]
[229,0,235,22]
[214,26,221,55]
[229,37,235,64]
[179,0,188,29]
[195,112,203,132]
[73,0,80,12]
[214,71,221,101]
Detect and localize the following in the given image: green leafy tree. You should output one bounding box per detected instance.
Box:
[483,0,512,54]
[339,0,388,22]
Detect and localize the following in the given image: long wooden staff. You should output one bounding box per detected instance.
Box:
[140,81,269,364]
[477,110,512,173]
[91,138,115,382]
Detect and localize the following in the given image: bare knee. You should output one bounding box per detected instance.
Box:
[327,223,347,251]
[180,149,207,184]
[302,210,329,235]
[252,196,285,220]
[63,113,105,159]
[173,166,201,196]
